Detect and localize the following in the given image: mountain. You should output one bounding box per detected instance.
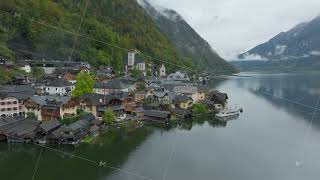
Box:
[137,0,237,74]
[239,16,320,61]
[0,0,187,72]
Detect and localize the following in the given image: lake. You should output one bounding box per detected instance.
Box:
[1,72,320,180]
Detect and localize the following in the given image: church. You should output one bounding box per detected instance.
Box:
[125,49,166,78]
[125,49,146,76]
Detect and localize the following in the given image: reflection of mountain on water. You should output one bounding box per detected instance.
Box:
[236,73,320,127]
[0,128,152,180]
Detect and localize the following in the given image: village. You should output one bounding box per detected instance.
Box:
[0,50,229,145]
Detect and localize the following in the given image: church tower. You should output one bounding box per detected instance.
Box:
[159,64,166,77]
[128,49,136,67]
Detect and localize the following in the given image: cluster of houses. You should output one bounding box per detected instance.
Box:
[0,51,228,144]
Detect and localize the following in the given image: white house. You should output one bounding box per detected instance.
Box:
[93,79,135,95]
[45,80,74,96]
[0,93,20,117]
[159,64,166,78]
[167,71,190,81]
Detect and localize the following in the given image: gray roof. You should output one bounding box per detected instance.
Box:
[46,80,73,87]
[0,116,25,127]
[174,95,192,102]
[134,107,145,113]
[144,110,171,119]
[79,113,95,122]
[208,91,228,102]
[0,85,36,100]
[79,93,118,106]
[0,116,39,137]
[0,85,36,93]
[69,120,90,131]
[173,86,197,94]
[30,96,71,106]
[39,119,62,132]
[94,79,132,89]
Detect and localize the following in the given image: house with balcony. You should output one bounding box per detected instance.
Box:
[79,93,125,120]
[24,96,79,121]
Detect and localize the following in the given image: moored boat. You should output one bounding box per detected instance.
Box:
[215,108,240,120]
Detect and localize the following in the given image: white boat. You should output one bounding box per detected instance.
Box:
[215,108,240,120]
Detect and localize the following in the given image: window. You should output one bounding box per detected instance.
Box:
[13,101,17,104]
[7,102,11,105]
[1,102,5,105]
[13,107,18,111]
[1,108,5,112]
[7,108,12,111]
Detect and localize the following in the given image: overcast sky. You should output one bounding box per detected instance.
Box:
[146,0,320,60]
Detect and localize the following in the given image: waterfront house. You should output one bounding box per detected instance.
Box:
[0,116,39,143]
[45,80,74,96]
[79,93,124,120]
[172,95,193,109]
[24,96,79,121]
[207,90,228,104]
[133,107,145,120]
[36,119,62,143]
[173,85,205,103]
[143,110,171,124]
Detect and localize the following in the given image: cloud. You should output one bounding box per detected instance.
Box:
[137,0,183,22]
[310,50,320,56]
[238,52,268,61]
[144,0,320,60]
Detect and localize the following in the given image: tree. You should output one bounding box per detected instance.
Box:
[31,67,45,79]
[26,112,37,120]
[103,107,116,125]
[72,72,95,97]
[192,103,208,114]
[129,68,143,78]
[137,83,145,91]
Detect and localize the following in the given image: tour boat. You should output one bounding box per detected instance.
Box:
[215,108,240,120]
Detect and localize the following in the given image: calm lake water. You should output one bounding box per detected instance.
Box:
[1,72,320,180]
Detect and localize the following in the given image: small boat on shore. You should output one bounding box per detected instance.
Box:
[215,108,241,121]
